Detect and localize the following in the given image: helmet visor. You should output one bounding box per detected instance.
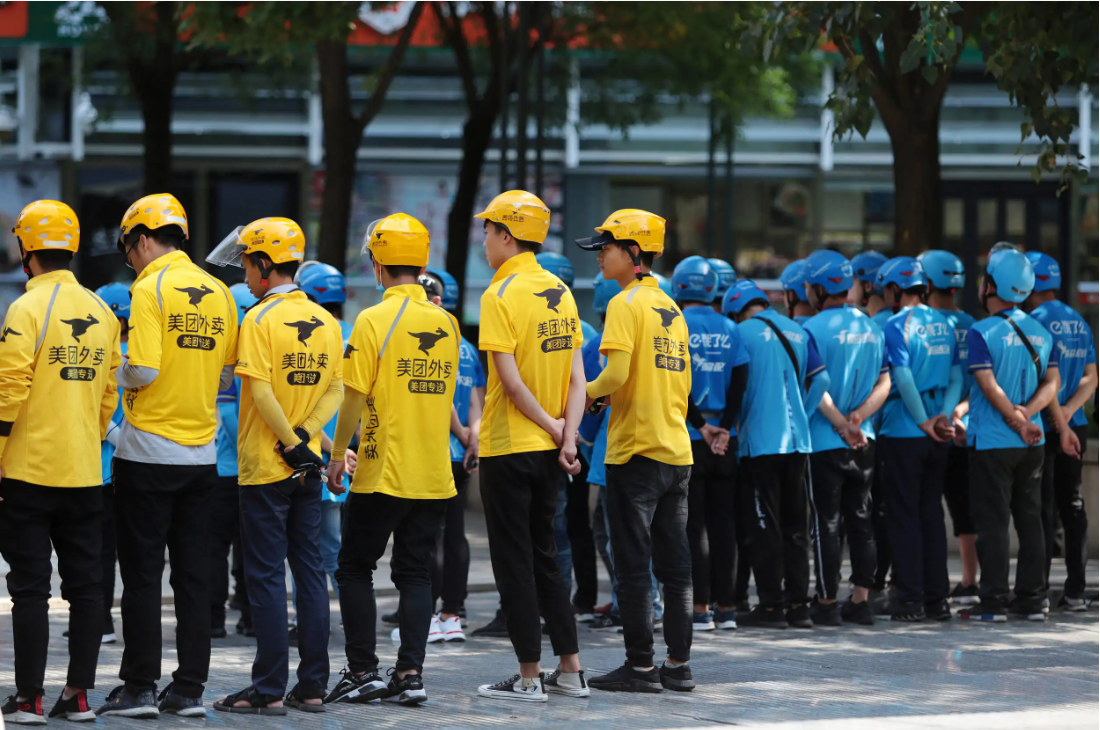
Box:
[361,218,386,256]
[206,226,246,267]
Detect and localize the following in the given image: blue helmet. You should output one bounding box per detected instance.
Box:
[592,273,622,317]
[671,255,719,304]
[850,251,888,294]
[652,272,674,299]
[877,256,927,292]
[426,267,460,310]
[779,260,809,302]
[804,250,853,297]
[1025,251,1060,292]
[296,262,346,305]
[918,250,965,291]
[707,258,737,295]
[536,251,575,288]
[95,282,131,320]
[229,282,259,321]
[722,280,769,316]
[986,248,1035,304]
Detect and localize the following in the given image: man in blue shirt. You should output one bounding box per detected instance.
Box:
[918,250,981,606]
[876,257,962,622]
[673,257,749,632]
[961,248,1067,622]
[849,251,891,325]
[780,260,814,324]
[800,251,890,627]
[707,258,737,312]
[1023,251,1095,612]
[724,281,829,629]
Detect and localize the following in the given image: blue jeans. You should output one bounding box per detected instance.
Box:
[598,484,663,619]
[292,500,342,620]
[554,480,573,595]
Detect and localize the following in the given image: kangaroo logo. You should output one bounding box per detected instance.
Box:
[284,316,325,346]
[408,327,449,354]
[533,284,567,313]
[343,343,359,359]
[175,285,214,308]
[651,307,680,332]
[0,326,21,342]
[61,314,99,342]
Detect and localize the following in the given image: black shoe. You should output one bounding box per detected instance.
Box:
[1007,598,1047,622]
[48,691,96,722]
[808,601,841,627]
[589,613,624,631]
[96,685,160,718]
[211,626,228,639]
[889,601,926,623]
[477,674,547,702]
[658,663,695,692]
[588,664,663,693]
[285,684,326,713]
[742,605,787,629]
[236,617,256,637]
[949,582,980,606]
[1057,595,1089,612]
[381,610,401,626]
[470,610,510,637]
[787,603,813,629]
[324,667,387,704]
[288,625,299,647]
[542,668,590,697]
[383,670,427,706]
[959,600,1008,623]
[158,683,205,717]
[733,599,752,617]
[869,588,891,615]
[3,695,45,725]
[925,599,953,621]
[841,599,875,626]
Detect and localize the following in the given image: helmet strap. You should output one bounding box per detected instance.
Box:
[784,290,797,318]
[812,284,827,312]
[627,245,644,281]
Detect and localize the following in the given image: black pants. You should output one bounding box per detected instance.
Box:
[431,462,470,615]
[741,452,811,610]
[1041,427,1090,599]
[0,480,103,697]
[480,450,579,664]
[733,469,754,604]
[871,442,891,589]
[240,477,329,697]
[338,491,446,673]
[591,486,614,585]
[942,446,975,536]
[208,475,240,630]
[114,459,214,699]
[879,437,949,607]
[970,446,1046,605]
[687,439,738,607]
[605,455,692,668]
[566,453,599,612]
[100,482,117,634]
[809,446,877,600]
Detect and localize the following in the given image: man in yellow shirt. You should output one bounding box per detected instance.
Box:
[470,191,588,704]
[0,201,120,724]
[203,218,343,715]
[578,209,695,694]
[97,194,238,719]
[323,213,459,708]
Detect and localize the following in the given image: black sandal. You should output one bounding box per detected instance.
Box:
[285,685,326,713]
[213,687,287,716]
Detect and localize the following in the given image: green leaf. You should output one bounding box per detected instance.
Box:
[921,65,939,84]
[1031,165,1042,184]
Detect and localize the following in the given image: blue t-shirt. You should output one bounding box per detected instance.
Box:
[880,305,958,438]
[968,308,1057,450]
[795,315,812,326]
[683,305,750,440]
[101,341,128,485]
[939,309,977,429]
[738,309,823,458]
[1029,300,1096,431]
[581,319,599,348]
[803,305,887,452]
[319,320,355,501]
[215,376,240,478]
[581,333,609,487]
[451,335,487,462]
[870,308,895,433]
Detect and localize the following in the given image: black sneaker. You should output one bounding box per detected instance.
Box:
[288,625,299,647]
[476,674,547,702]
[588,664,663,693]
[786,603,814,629]
[4,695,46,725]
[841,599,875,626]
[949,582,980,606]
[658,663,695,692]
[742,605,787,629]
[381,609,401,625]
[1008,598,1047,622]
[889,601,926,623]
[809,601,841,627]
[48,691,96,722]
[542,668,590,697]
[96,685,160,718]
[733,599,752,617]
[211,625,228,639]
[589,613,624,631]
[324,667,387,704]
[869,588,891,615]
[958,600,1008,623]
[470,610,510,637]
[236,617,256,637]
[157,683,205,717]
[1057,595,1089,612]
[383,670,427,706]
[925,599,953,622]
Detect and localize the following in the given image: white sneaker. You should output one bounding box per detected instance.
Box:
[477,674,547,703]
[440,615,466,642]
[427,615,445,644]
[542,668,589,697]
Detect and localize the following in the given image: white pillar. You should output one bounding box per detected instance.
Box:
[565,57,580,169]
[819,63,835,172]
[71,47,85,161]
[17,45,39,161]
[307,59,323,167]
[1079,84,1092,172]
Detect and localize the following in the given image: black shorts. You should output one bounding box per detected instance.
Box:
[942,445,974,536]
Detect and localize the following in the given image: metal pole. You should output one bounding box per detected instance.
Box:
[534,26,546,198]
[705,98,717,255]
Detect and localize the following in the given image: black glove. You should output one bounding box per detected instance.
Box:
[281,428,325,473]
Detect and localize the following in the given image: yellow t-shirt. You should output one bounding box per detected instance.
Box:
[0,269,122,487]
[235,290,343,486]
[600,277,692,466]
[124,250,238,446]
[478,252,583,457]
[343,284,458,500]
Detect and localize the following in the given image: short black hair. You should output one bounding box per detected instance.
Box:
[902,284,927,297]
[247,252,299,279]
[321,301,344,318]
[30,249,74,270]
[383,264,422,279]
[613,241,654,268]
[127,224,185,250]
[487,220,540,253]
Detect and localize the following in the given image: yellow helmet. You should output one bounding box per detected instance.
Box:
[118,193,189,245]
[576,209,666,256]
[240,217,306,265]
[362,213,430,267]
[474,190,550,245]
[13,200,80,254]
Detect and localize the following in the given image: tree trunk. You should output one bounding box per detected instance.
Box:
[316,40,358,272]
[447,105,499,311]
[889,116,943,256]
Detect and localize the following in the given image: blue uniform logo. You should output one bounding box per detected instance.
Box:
[684,306,749,439]
[1029,300,1095,431]
[880,305,957,438]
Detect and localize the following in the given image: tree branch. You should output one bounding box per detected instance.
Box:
[434,1,478,110]
[856,29,888,85]
[354,0,425,131]
[836,30,902,122]
[924,3,985,113]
